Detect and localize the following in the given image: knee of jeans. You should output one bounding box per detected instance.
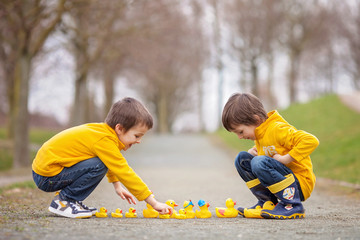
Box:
[250,156,267,174]
[95,161,108,174]
[234,151,248,170]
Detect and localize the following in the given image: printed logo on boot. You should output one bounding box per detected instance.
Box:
[283,187,295,200]
[285,204,293,210]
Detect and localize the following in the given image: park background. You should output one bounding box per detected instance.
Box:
[1,0,360,186]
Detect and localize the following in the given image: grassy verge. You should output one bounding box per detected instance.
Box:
[0,127,58,171]
[0,180,36,195]
[216,94,360,185]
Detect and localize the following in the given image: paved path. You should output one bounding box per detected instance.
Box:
[1,134,360,240]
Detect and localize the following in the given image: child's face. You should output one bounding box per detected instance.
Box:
[231,124,258,141]
[115,124,149,151]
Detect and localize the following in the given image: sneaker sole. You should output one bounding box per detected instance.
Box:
[49,207,92,219]
[261,212,305,220]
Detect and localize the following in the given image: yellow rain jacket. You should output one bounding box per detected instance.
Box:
[32,123,152,201]
[254,110,319,200]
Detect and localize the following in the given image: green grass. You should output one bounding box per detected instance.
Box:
[216,94,360,184]
[0,128,57,144]
[0,127,58,171]
[0,180,36,195]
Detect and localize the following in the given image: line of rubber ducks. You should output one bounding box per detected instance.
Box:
[95,198,239,219]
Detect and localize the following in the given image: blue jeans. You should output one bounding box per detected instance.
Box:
[235,151,304,201]
[32,157,108,202]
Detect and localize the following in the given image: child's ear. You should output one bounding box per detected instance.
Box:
[254,115,263,126]
[115,124,125,134]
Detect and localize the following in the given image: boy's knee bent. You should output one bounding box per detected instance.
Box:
[234,151,251,170]
[250,156,268,175]
[86,157,108,175]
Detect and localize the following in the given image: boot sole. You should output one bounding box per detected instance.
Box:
[261,212,305,220]
[237,210,245,217]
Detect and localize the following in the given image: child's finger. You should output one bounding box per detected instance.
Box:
[119,192,126,200]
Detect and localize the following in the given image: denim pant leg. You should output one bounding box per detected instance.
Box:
[250,155,305,201]
[32,157,108,202]
[234,151,257,182]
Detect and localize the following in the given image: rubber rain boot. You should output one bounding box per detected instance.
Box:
[261,174,305,220]
[238,178,278,218]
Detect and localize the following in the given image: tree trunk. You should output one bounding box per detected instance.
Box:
[157,92,169,133]
[250,58,259,97]
[104,74,115,118]
[266,54,276,109]
[71,72,88,126]
[12,54,31,167]
[289,50,300,103]
[197,74,205,132]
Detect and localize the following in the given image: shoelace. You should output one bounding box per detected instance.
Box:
[69,201,83,213]
[77,201,90,210]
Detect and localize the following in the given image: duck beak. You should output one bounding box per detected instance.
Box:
[234,201,237,205]
[174,203,178,207]
[105,209,108,213]
[207,203,210,207]
[132,209,136,213]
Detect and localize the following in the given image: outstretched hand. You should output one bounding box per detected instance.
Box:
[153,202,173,215]
[145,195,173,215]
[113,182,136,204]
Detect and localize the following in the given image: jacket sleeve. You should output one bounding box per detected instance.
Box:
[92,137,152,201]
[276,123,320,162]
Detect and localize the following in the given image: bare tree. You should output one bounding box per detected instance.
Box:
[277,0,327,103]
[299,1,339,97]
[226,0,279,102]
[61,0,126,126]
[0,0,66,167]
[125,0,207,133]
[338,1,360,90]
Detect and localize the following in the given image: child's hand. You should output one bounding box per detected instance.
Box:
[145,195,173,215]
[152,202,173,215]
[113,182,136,204]
[248,147,258,156]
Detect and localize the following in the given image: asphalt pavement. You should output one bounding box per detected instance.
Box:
[1,134,359,240]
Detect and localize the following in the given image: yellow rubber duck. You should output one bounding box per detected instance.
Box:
[165,199,178,218]
[159,213,171,219]
[174,209,187,219]
[183,200,195,219]
[125,207,137,218]
[143,203,159,218]
[215,198,238,218]
[111,208,123,218]
[195,199,212,218]
[244,201,275,218]
[95,207,108,218]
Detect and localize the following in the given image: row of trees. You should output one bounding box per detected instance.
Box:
[1,0,360,167]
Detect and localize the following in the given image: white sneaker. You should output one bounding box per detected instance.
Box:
[48,194,92,219]
[76,201,97,215]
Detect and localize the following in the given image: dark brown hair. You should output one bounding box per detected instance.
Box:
[222,93,267,131]
[105,97,153,132]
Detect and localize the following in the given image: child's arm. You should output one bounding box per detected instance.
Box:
[145,195,173,215]
[113,181,137,204]
[273,153,294,165]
